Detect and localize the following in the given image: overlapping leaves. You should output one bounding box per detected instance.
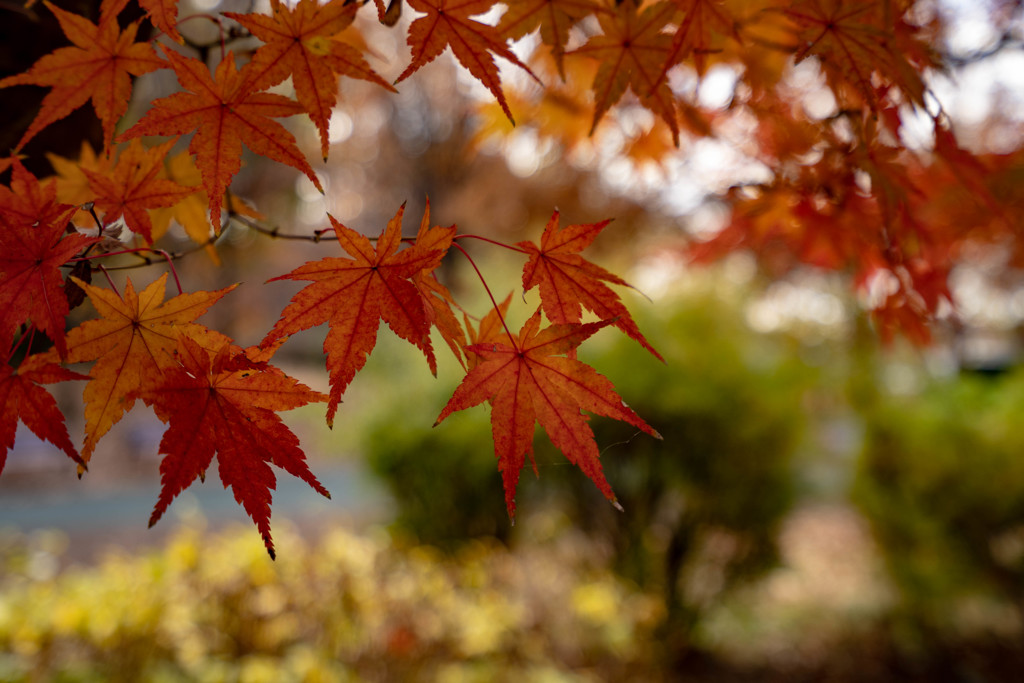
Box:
[120,49,322,231]
[0,1,164,149]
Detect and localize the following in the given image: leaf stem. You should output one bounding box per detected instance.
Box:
[454,233,530,254]
[97,265,120,297]
[8,324,36,363]
[451,242,519,353]
[154,249,184,295]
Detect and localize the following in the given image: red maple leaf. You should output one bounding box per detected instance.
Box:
[396,0,538,124]
[0,158,77,232]
[226,0,396,160]
[263,204,448,426]
[518,210,662,360]
[119,49,323,231]
[0,1,165,149]
[0,352,87,475]
[138,336,330,559]
[0,199,99,358]
[83,138,197,243]
[436,309,660,518]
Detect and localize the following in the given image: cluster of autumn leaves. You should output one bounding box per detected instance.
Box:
[0,151,660,557]
[1,0,1020,554]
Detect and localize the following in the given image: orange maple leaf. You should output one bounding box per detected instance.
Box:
[144,0,184,43]
[396,0,538,124]
[436,310,660,518]
[119,49,323,231]
[463,291,512,370]
[83,139,197,244]
[149,152,263,263]
[48,141,113,209]
[518,210,663,360]
[0,1,165,149]
[660,0,739,78]
[98,0,184,43]
[498,0,607,79]
[569,0,680,143]
[263,204,448,426]
[61,274,236,464]
[226,0,396,160]
[410,199,466,367]
[781,0,933,110]
[138,336,330,559]
[0,194,97,358]
[0,352,87,475]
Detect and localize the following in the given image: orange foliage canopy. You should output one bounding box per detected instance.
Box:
[0,0,1019,554]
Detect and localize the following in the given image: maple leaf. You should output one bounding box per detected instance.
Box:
[471,49,599,151]
[61,274,236,463]
[436,309,660,518]
[569,0,680,144]
[139,336,330,559]
[498,0,607,79]
[0,352,87,475]
[101,0,184,42]
[464,291,513,370]
[0,1,164,149]
[781,0,933,110]
[48,141,113,208]
[0,159,77,232]
[660,0,739,78]
[691,172,885,277]
[0,202,98,357]
[141,0,184,43]
[0,157,19,176]
[226,0,396,160]
[149,152,263,263]
[518,210,662,360]
[410,199,466,367]
[263,204,448,426]
[83,139,197,244]
[119,49,323,231]
[396,0,538,124]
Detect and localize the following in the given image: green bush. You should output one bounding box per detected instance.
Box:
[853,369,1024,647]
[357,330,513,547]
[534,295,812,650]
[363,286,813,650]
[365,403,512,547]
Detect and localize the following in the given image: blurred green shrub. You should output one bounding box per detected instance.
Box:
[853,369,1024,647]
[360,361,512,547]
[535,295,812,649]
[363,286,814,649]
